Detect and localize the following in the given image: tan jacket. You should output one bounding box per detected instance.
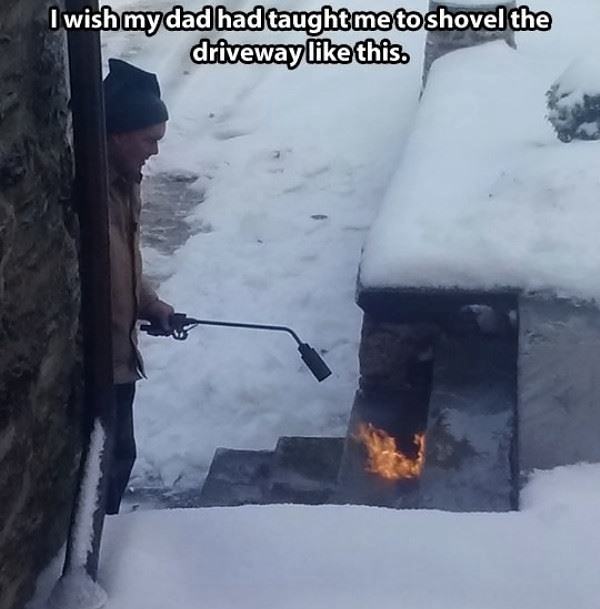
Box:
[108,164,158,384]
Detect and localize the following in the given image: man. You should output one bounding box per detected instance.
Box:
[103,58,174,514]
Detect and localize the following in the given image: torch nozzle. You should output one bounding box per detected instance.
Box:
[298,343,332,382]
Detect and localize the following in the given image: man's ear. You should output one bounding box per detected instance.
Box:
[107,133,128,156]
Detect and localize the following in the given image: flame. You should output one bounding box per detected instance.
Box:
[354,423,426,481]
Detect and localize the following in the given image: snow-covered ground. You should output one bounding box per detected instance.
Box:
[102,0,427,489]
[28,464,600,609]
[98,0,600,491]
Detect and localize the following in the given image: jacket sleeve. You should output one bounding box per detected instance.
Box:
[131,182,160,319]
[138,275,159,319]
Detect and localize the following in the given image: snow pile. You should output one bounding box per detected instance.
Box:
[547,55,600,142]
[360,41,600,302]
[47,569,107,609]
[28,464,600,609]
[45,422,109,609]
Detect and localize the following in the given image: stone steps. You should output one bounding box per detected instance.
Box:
[124,437,346,510]
[198,437,345,507]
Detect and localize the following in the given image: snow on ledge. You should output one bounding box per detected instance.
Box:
[359,41,600,304]
[28,464,600,609]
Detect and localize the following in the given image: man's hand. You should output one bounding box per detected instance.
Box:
[141,299,175,332]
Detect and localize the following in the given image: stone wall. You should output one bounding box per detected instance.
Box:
[0,2,83,608]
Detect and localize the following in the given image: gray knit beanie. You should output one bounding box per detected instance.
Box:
[103,59,169,134]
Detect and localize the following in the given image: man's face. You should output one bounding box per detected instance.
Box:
[108,122,167,178]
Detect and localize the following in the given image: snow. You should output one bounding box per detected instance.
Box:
[547,55,600,141]
[100,0,427,488]
[94,0,600,490]
[23,2,600,607]
[47,569,107,609]
[70,419,106,567]
[28,464,600,609]
[360,36,600,301]
[45,420,108,609]
[552,55,600,99]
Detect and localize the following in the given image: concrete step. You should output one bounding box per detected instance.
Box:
[197,437,345,507]
[269,437,344,504]
[418,332,518,512]
[198,448,274,507]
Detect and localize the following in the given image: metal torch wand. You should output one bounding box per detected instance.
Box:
[140,313,332,382]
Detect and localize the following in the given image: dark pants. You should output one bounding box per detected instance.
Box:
[106,383,137,515]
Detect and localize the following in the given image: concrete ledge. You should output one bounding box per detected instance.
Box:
[519,297,600,471]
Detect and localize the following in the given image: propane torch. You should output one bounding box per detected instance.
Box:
[141,313,332,382]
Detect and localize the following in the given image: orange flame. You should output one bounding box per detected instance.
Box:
[354,423,426,481]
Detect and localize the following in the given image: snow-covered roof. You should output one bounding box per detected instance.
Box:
[359,41,600,304]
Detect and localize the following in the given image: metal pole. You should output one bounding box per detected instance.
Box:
[185,318,303,345]
[62,0,115,584]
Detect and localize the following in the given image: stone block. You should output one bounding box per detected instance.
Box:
[335,389,427,508]
[198,448,274,507]
[358,313,437,394]
[0,4,82,607]
[419,332,518,511]
[519,297,600,471]
[269,437,344,504]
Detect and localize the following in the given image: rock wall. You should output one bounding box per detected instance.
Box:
[0,2,83,608]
